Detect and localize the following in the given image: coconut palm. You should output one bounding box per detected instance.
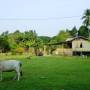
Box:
[82,9,90,38]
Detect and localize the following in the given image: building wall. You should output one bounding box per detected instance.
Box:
[72,39,90,51]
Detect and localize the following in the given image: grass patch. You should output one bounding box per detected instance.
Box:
[0,55,90,90]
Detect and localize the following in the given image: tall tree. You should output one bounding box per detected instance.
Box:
[0,37,10,53]
[69,26,78,37]
[56,30,71,42]
[8,30,24,49]
[78,25,89,38]
[38,36,51,44]
[24,30,37,47]
[82,9,90,38]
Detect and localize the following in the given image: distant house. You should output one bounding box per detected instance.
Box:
[52,36,90,56]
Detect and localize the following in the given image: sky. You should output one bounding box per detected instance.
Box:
[0,0,90,36]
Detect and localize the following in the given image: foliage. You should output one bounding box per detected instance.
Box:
[78,25,89,38]
[69,26,78,37]
[24,30,37,46]
[14,31,24,45]
[11,47,24,55]
[15,47,24,55]
[82,9,90,27]
[8,30,24,49]
[50,36,58,44]
[56,30,71,42]
[0,36,10,53]
[82,9,90,38]
[38,36,51,44]
[33,38,44,56]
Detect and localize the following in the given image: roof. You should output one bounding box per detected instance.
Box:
[46,36,89,45]
[66,36,88,42]
[66,38,73,42]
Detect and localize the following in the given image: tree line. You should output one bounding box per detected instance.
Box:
[0,9,90,55]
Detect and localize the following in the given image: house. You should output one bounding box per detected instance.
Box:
[52,36,90,56]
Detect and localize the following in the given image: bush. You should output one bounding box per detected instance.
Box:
[11,49,16,55]
[11,47,24,55]
[16,47,24,55]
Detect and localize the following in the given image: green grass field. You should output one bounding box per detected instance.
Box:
[0,55,90,90]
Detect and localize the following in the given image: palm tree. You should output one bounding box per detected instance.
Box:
[82,9,90,39]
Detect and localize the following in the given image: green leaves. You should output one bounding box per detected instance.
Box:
[78,25,89,38]
[0,37,10,52]
[82,9,90,26]
[82,9,90,39]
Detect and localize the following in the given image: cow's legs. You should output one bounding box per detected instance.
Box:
[17,72,20,81]
[13,72,17,80]
[16,67,20,81]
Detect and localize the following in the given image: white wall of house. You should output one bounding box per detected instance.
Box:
[72,39,90,51]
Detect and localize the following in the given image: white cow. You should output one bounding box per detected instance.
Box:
[0,60,22,81]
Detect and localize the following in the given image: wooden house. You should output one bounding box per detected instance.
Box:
[52,36,90,56]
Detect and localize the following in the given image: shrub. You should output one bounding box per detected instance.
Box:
[16,47,24,55]
[11,47,24,55]
[11,49,17,55]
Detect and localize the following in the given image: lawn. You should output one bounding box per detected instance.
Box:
[0,55,90,90]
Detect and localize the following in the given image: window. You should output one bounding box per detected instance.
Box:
[80,43,83,48]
